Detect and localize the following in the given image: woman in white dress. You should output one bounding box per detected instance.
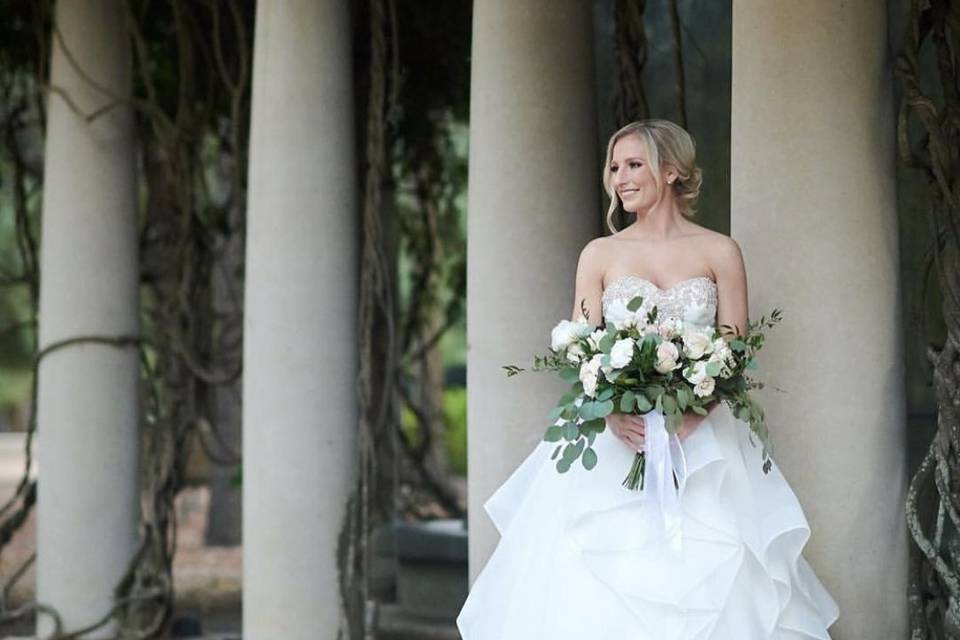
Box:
[456,119,840,639]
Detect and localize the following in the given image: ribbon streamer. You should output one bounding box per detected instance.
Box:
[640,408,688,553]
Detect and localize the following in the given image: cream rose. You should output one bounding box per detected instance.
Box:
[683,360,708,385]
[693,375,716,397]
[657,317,684,340]
[608,337,635,369]
[566,343,586,364]
[550,319,592,352]
[579,354,604,397]
[654,341,681,373]
[681,329,714,359]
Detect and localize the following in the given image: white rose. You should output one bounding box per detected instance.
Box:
[550,319,592,352]
[579,354,604,397]
[681,329,714,359]
[566,343,586,364]
[693,375,716,397]
[652,341,681,374]
[604,299,639,331]
[608,337,635,369]
[683,360,708,385]
[657,317,684,340]
[654,357,680,374]
[587,328,606,350]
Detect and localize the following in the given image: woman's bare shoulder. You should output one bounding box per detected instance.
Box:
[699,231,745,277]
[579,235,613,263]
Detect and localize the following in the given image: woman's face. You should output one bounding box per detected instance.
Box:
[609,134,672,213]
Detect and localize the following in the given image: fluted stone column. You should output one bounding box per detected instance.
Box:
[242,2,357,638]
[731,1,907,636]
[37,1,139,637]
[466,1,600,583]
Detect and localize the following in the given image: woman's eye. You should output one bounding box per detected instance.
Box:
[629,161,642,168]
[610,165,618,172]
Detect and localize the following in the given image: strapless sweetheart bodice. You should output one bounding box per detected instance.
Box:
[601,275,718,329]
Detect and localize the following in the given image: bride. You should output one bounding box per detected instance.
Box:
[455,119,840,639]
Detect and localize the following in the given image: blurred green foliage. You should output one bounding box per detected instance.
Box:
[401,385,467,476]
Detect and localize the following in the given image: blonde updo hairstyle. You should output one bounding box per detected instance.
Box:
[602,119,703,234]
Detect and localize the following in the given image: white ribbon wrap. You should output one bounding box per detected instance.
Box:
[640,408,688,553]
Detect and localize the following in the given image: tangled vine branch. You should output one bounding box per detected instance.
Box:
[896,0,960,637]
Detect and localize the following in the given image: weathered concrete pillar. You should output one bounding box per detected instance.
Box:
[731,1,907,636]
[242,2,357,638]
[466,1,600,583]
[36,1,140,637]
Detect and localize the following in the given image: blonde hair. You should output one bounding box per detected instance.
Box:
[602,119,703,234]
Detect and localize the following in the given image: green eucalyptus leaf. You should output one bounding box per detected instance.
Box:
[551,444,562,460]
[644,385,664,402]
[595,399,615,417]
[596,387,615,402]
[579,402,596,421]
[582,447,598,470]
[665,411,682,433]
[691,404,708,416]
[620,390,636,413]
[559,367,581,384]
[544,425,563,442]
[599,334,615,353]
[662,394,678,414]
[626,295,644,312]
[676,387,689,411]
[584,418,606,433]
[562,422,579,441]
[634,394,653,412]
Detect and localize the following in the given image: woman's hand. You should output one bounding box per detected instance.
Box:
[607,412,646,453]
[676,399,721,441]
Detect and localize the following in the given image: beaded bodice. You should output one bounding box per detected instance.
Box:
[601,275,718,328]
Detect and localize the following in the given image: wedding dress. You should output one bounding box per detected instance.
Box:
[455,275,839,639]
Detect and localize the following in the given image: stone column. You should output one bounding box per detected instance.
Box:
[466,1,600,583]
[36,1,140,637]
[242,2,357,638]
[731,1,907,636]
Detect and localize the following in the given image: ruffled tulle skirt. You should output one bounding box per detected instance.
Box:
[455,403,839,639]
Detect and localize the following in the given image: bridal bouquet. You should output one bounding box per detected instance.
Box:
[504,294,782,491]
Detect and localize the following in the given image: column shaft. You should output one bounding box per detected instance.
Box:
[731,1,907,635]
[37,1,140,636]
[242,1,357,637]
[466,0,600,583]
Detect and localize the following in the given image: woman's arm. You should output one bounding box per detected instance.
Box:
[678,235,749,441]
[713,235,749,339]
[571,238,605,324]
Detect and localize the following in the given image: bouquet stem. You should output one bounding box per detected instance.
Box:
[622,451,646,491]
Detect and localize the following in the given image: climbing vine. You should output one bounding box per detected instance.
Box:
[896,0,960,637]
